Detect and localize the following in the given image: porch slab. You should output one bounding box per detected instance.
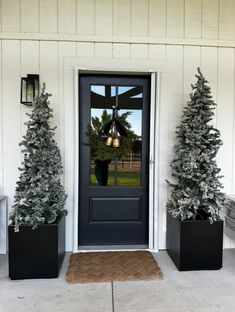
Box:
[0,253,112,312]
[0,250,235,311]
[113,250,235,312]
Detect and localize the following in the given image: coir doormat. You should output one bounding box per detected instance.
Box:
[66,251,163,283]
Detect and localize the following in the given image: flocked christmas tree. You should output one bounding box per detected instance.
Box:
[166,68,225,222]
[10,84,67,231]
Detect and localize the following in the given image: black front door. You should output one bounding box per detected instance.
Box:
[79,75,150,246]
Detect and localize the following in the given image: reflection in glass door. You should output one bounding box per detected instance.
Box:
[89,85,143,187]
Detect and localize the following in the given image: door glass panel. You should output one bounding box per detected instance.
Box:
[89,84,142,186]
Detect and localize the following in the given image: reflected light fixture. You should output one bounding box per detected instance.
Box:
[106,135,113,147]
[104,105,127,149]
[112,137,120,148]
[21,74,39,106]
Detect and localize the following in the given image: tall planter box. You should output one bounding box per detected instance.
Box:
[166,213,223,271]
[8,214,65,279]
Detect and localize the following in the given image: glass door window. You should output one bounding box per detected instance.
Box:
[89,84,143,187]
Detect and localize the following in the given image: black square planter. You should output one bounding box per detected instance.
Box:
[166,213,223,271]
[8,214,65,279]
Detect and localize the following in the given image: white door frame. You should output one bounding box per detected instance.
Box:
[73,67,160,253]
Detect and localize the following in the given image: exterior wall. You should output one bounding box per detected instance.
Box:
[1,0,235,43]
[1,0,235,250]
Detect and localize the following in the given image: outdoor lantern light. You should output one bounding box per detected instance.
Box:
[21,74,39,106]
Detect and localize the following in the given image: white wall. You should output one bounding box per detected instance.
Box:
[1,0,235,250]
[1,0,235,42]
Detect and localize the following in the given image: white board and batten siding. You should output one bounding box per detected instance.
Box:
[1,0,235,251]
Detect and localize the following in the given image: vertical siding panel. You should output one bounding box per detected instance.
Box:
[0,0,2,32]
[95,43,113,58]
[166,45,184,186]
[63,63,76,251]
[21,40,39,77]
[149,0,166,38]
[39,0,57,34]
[77,0,95,35]
[217,48,234,194]
[2,0,20,32]
[113,0,131,36]
[131,44,148,59]
[21,0,39,33]
[131,0,149,37]
[201,47,218,130]
[185,0,202,39]
[58,42,77,251]
[58,42,77,153]
[149,44,166,59]
[2,40,21,208]
[0,40,2,192]
[58,0,76,34]
[183,46,201,105]
[167,0,184,38]
[39,42,59,141]
[77,42,95,58]
[202,0,219,39]
[201,47,218,106]
[219,0,235,40]
[20,41,39,138]
[20,42,39,83]
[217,49,235,249]
[159,46,184,248]
[201,46,231,248]
[201,47,218,147]
[233,51,235,195]
[113,44,131,58]
[95,0,112,36]
[217,48,234,249]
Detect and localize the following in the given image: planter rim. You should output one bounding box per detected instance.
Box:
[167,213,223,224]
[8,213,66,228]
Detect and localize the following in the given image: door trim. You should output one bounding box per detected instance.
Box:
[73,68,160,252]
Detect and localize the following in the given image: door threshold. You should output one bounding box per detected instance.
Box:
[76,244,148,252]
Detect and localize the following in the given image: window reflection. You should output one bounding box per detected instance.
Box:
[89,85,143,187]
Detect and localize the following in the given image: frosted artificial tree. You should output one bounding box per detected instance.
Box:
[10,84,67,232]
[166,68,225,222]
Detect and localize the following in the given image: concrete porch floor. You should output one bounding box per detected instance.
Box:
[1,250,235,312]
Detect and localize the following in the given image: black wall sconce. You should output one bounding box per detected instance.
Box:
[21,74,39,106]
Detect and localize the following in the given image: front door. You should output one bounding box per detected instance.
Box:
[79,75,150,246]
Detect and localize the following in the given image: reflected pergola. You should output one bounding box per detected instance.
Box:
[91,86,143,109]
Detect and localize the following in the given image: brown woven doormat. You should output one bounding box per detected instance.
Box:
[66,251,163,283]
